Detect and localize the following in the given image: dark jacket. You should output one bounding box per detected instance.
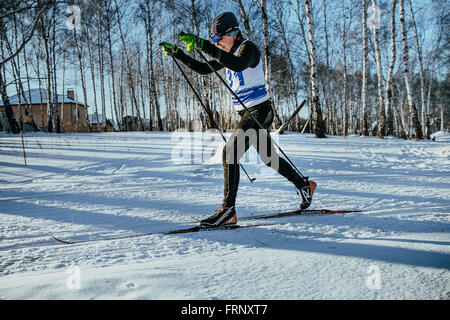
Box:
[175,35,261,75]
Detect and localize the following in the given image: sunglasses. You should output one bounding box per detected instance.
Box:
[210,27,238,43]
[210,34,223,43]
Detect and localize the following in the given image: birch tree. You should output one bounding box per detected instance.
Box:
[5,26,40,131]
[322,0,333,135]
[96,1,107,131]
[114,0,144,131]
[139,0,164,131]
[370,0,386,138]
[273,0,299,116]
[384,0,397,136]
[341,0,349,136]
[399,0,423,140]
[257,0,282,127]
[408,0,427,138]
[233,0,253,39]
[71,17,88,132]
[104,2,120,130]
[189,0,218,130]
[303,0,326,138]
[360,0,369,136]
[0,2,49,133]
[37,7,57,132]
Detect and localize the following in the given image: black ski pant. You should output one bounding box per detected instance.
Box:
[222,100,300,206]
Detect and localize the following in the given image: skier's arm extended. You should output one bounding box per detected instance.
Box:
[176,34,261,73]
[201,40,261,72]
[159,41,223,75]
[174,50,224,75]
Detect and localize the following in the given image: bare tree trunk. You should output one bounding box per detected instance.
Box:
[137,46,146,129]
[84,23,100,131]
[408,0,427,138]
[119,53,126,130]
[61,44,65,132]
[13,17,24,130]
[341,0,349,136]
[160,46,170,131]
[257,0,282,127]
[40,15,53,133]
[292,0,316,131]
[51,7,60,133]
[274,0,299,123]
[142,0,162,130]
[97,13,107,132]
[106,21,120,131]
[22,33,41,131]
[114,0,143,131]
[188,0,217,130]
[425,59,435,138]
[0,4,49,69]
[73,27,88,132]
[0,71,20,133]
[371,0,385,138]
[234,0,253,39]
[360,0,369,136]
[392,81,406,139]
[385,0,397,136]
[322,0,332,134]
[35,36,45,129]
[151,43,164,131]
[6,21,39,131]
[303,0,326,138]
[292,0,310,65]
[399,0,423,140]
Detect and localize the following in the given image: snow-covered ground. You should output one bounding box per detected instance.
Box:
[0,130,449,300]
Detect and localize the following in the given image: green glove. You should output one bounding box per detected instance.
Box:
[159,42,178,57]
[178,33,203,51]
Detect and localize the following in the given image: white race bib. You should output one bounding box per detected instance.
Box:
[225,41,268,111]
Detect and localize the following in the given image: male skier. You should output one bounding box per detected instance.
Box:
[160,12,316,227]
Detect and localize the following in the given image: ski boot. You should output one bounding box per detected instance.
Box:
[293,176,317,210]
[200,203,237,227]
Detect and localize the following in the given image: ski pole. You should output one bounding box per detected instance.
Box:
[169,54,256,183]
[277,99,306,133]
[193,48,305,180]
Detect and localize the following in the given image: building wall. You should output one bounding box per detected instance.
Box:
[0,103,89,132]
[60,103,89,132]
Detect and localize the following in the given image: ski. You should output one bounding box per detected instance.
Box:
[165,223,274,234]
[52,208,362,245]
[52,223,273,245]
[241,208,363,221]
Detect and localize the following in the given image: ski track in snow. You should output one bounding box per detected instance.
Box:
[0,131,449,299]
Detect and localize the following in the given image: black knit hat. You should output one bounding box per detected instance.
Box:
[210,12,239,37]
